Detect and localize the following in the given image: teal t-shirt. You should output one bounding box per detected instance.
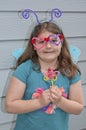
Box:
[13,60,81,130]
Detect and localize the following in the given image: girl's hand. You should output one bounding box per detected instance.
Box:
[49,86,62,105]
[38,89,51,107]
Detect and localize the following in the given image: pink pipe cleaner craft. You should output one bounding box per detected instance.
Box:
[32,87,56,114]
[44,67,59,86]
[44,68,67,98]
[32,68,67,114]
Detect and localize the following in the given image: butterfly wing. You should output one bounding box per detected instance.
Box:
[12,48,25,60]
[69,45,81,64]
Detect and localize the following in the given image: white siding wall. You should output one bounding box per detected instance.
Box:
[0,0,86,130]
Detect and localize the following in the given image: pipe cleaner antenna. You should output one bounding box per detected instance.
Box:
[49,8,62,22]
[22,9,40,24]
[21,8,62,24]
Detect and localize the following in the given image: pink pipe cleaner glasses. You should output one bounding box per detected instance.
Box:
[31,33,64,50]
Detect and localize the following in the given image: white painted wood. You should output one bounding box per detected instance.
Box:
[0,98,17,124]
[0,12,46,40]
[0,109,16,125]
[69,108,86,130]
[83,85,86,107]
[0,40,26,69]
[0,0,86,11]
[0,122,16,130]
[0,38,86,69]
[0,12,86,40]
[0,69,12,97]
[78,62,86,85]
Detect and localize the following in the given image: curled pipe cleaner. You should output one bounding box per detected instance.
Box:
[22,9,40,24]
[32,69,67,114]
[49,8,62,22]
[32,87,67,114]
[44,68,60,86]
[43,68,67,98]
[32,87,56,114]
[21,8,62,24]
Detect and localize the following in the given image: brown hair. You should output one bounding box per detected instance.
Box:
[16,22,81,78]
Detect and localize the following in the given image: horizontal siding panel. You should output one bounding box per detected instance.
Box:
[0,12,46,40]
[0,98,17,124]
[0,12,86,40]
[0,0,86,11]
[0,41,26,69]
[69,107,86,130]
[0,110,16,124]
[0,38,86,69]
[0,122,15,130]
[83,85,86,107]
[0,69,15,98]
[78,62,86,84]
[0,69,12,97]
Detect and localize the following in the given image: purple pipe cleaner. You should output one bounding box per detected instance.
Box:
[21,8,62,24]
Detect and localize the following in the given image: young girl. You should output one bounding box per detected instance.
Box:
[5,22,84,130]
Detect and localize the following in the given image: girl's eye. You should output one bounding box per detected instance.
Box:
[39,40,45,44]
[35,40,45,45]
[50,39,57,43]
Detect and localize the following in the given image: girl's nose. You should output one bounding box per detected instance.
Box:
[46,42,52,48]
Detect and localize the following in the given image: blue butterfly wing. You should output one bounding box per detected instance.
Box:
[12,48,25,60]
[69,45,81,63]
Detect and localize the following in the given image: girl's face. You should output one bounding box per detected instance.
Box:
[33,31,63,62]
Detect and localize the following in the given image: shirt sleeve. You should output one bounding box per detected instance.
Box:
[70,71,81,85]
[12,60,32,84]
